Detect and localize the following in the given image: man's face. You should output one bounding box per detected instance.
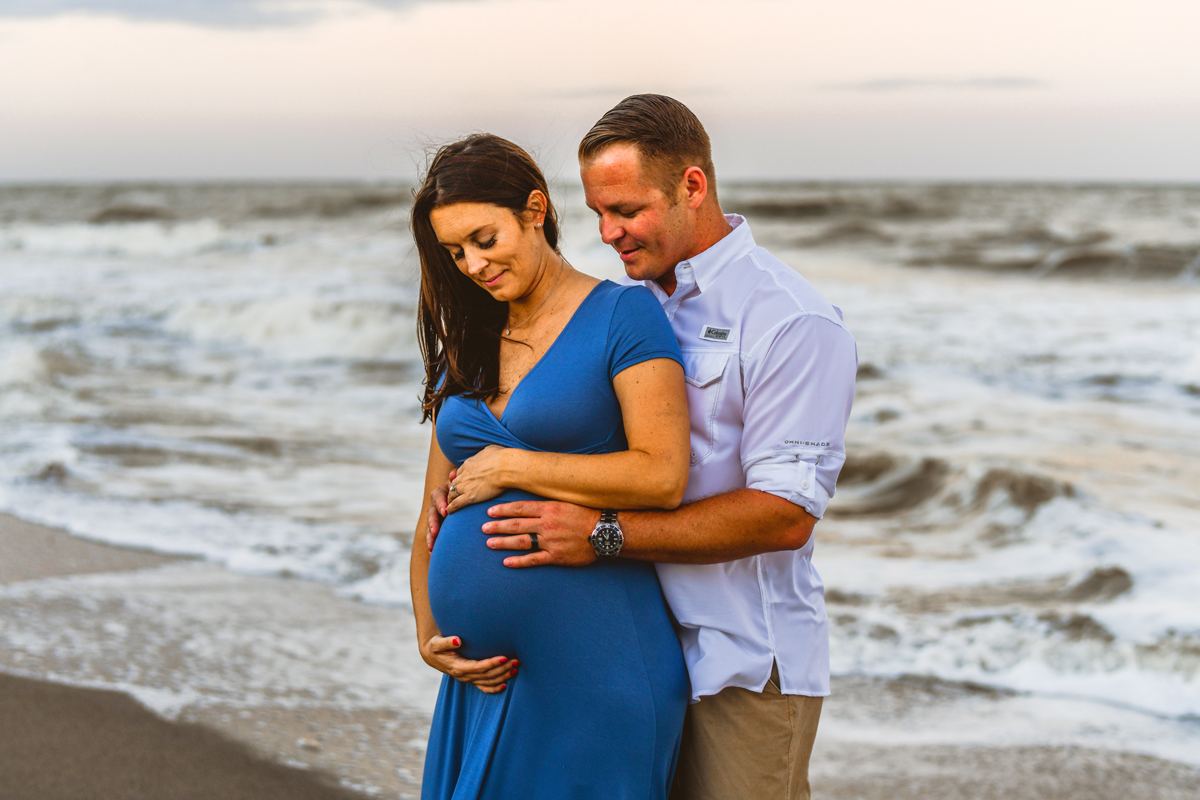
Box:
[580,144,695,285]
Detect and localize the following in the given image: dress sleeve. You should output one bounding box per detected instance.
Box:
[606,285,683,381]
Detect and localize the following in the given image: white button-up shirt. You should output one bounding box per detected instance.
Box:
[624,215,857,700]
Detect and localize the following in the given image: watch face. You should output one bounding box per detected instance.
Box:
[594,524,621,555]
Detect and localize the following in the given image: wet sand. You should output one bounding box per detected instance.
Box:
[2,513,1198,800]
[812,739,1200,800]
[0,672,364,800]
[0,513,181,585]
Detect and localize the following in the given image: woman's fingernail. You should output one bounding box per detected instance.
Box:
[510,660,520,667]
[452,638,460,647]
[510,669,518,677]
[498,657,507,663]
[499,684,507,690]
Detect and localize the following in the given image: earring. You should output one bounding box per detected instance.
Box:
[536,222,543,228]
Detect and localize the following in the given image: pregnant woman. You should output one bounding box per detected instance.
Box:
[407,134,690,800]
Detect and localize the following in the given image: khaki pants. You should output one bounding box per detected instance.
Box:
[670,665,823,800]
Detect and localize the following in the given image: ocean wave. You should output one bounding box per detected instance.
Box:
[0,482,408,596]
[251,189,410,220]
[1,220,241,258]
[824,446,1200,718]
[831,454,1076,531]
[0,343,49,387]
[90,203,175,224]
[796,220,897,247]
[164,295,418,361]
[829,600,1200,718]
[735,189,950,222]
[0,183,411,226]
[725,182,1200,282]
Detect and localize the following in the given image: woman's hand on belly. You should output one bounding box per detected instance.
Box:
[446,445,514,514]
[420,633,519,694]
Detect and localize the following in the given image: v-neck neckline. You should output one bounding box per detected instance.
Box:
[485,281,606,424]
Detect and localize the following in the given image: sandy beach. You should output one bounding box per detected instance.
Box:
[3,512,1199,799]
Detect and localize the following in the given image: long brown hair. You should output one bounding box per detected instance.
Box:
[411,134,561,422]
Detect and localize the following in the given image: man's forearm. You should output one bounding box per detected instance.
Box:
[619,488,816,564]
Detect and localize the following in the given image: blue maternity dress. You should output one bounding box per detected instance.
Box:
[422,281,689,800]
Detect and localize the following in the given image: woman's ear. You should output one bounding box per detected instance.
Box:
[525,190,548,227]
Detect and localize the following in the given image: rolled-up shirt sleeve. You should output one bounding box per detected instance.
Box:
[740,313,857,519]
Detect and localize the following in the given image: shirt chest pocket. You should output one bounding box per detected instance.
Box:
[681,351,731,466]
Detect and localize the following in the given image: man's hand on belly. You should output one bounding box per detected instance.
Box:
[483,501,600,568]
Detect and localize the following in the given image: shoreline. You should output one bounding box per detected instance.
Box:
[0,512,184,585]
[2,513,1198,799]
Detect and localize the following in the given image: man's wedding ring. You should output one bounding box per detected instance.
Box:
[530,533,540,551]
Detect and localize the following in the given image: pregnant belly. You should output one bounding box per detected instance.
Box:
[427,489,558,660]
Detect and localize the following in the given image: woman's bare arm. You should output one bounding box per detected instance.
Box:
[410,423,516,693]
[445,358,689,512]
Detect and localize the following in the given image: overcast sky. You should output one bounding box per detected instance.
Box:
[2,0,1199,182]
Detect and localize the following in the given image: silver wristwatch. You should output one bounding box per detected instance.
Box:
[589,509,623,558]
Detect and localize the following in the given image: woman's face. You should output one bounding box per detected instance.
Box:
[429,201,545,303]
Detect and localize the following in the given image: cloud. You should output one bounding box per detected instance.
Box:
[0,0,450,28]
[830,77,1047,93]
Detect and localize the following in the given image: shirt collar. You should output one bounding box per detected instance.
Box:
[675,214,756,294]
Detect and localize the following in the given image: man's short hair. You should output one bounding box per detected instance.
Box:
[579,94,716,199]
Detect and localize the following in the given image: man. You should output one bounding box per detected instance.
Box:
[430,95,857,799]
